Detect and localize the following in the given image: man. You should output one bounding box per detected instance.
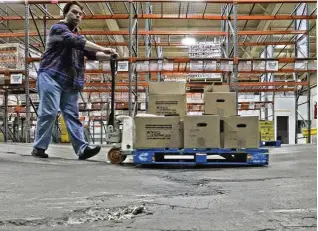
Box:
[31,1,118,160]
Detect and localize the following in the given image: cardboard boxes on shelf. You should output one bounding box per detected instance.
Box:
[148,82,187,117]
[0,43,25,70]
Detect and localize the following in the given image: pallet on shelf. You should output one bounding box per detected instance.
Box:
[259,141,281,147]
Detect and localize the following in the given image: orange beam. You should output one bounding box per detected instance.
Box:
[238,81,308,87]
[238,41,295,46]
[82,69,315,74]
[0,30,307,38]
[1,14,316,21]
[188,101,274,105]
[237,30,307,36]
[5,0,317,3]
[239,88,296,92]
[81,88,297,93]
[28,57,315,63]
[1,68,316,77]
[30,41,295,48]
[26,81,306,88]
[83,81,307,87]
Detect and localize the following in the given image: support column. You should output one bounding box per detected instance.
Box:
[232,3,239,114]
[4,90,8,142]
[221,4,230,84]
[145,2,151,110]
[295,3,309,143]
[128,2,138,117]
[24,3,30,143]
[264,45,273,120]
[43,4,47,46]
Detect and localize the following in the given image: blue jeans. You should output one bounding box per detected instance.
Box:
[33,72,88,155]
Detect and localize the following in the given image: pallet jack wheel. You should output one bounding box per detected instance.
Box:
[107,147,126,164]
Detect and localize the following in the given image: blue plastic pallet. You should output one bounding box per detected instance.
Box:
[133,148,269,166]
[259,140,281,147]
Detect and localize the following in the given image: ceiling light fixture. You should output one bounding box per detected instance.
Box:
[181,37,196,46]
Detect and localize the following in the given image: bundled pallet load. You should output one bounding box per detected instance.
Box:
[0,43,25,85]
[135,81,260,149]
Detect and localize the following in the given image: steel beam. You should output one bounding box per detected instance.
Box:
[1,14,316,21]
[5,0,315,3]
[0,30,308,38]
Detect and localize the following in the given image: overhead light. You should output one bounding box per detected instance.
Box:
[181,37,196,46]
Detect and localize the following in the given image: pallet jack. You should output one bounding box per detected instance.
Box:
[105,54,134,164]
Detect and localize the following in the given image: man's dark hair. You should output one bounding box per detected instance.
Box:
[63,1,83,17]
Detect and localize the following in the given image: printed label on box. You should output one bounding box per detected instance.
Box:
[10,73,23,84]
[118,61,129,72]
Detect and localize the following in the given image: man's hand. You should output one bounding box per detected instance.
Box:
[102,47,119,57]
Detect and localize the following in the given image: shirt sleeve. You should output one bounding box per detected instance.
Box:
[50,24,86,50]
[84,50,97,60]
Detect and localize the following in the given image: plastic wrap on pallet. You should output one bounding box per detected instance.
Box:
[0,43,25,70]
[203,60,217,71]
[162,62,173,71]
[253,61,265,71]
[238,61,252,71]
[189,60,203,71]
[85,61,99,70]
[266,61,279,71]
[136,61,149,72]
[294,60,307,70]
[150,60,163,71]
[308,60,317,70]
[221,61,233,71]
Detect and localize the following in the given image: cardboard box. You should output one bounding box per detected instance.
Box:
[204,84,230,93]
[148,94,187,117]
[184,115,221,148]
[224,116,259,148]
[204,92,236,118]
[149,82,186,95]
[135,116,183,148]
[148,82,187,117]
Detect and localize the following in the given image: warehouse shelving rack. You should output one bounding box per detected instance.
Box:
[0,0,316,144]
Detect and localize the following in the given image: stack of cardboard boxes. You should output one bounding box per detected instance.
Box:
[135,82,259,149]
[135,82,186,149]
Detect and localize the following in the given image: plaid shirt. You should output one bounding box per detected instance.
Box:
[38,21,96,91]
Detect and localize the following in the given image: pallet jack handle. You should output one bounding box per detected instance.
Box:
[107,54,118,127]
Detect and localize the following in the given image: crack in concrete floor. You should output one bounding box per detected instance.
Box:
[0,204,149,227]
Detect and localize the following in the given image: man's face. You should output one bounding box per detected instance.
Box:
[65,4,83,28]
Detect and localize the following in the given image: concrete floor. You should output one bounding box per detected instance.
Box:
[0,143,316,231]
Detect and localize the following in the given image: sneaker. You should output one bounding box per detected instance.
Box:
[78,146,101,160]
[31,148,48,158]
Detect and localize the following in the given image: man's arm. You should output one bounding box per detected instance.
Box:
[53,24,116,54]
[95,52,111,61]
[85,41,114,54]
[83,51,113,61]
